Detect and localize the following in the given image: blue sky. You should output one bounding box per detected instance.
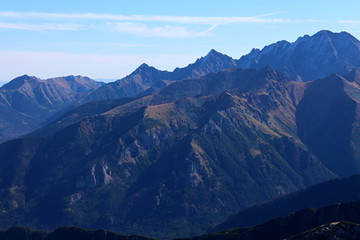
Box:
[1,0,360,82]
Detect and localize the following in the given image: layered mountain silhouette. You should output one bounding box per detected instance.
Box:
[86,30,360,103]
[0,50,238,143]
[0,75,103,142]
[84,49,237,102]
[2,30,359,144]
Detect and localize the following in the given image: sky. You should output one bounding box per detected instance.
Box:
[1,0,360,82]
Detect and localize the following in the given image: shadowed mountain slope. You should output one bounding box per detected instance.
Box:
[0,67,337,238]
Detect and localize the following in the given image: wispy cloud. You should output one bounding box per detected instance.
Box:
[338,20,360,24]
[0,11,320,38]
[0,22,81,31]
[0,11,289,25]
[110,22,218,38]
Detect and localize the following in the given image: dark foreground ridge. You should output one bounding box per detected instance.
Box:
[0,226,154,240]
[3,200,360,240]
[212,174,360,232]
[178,201,360,240]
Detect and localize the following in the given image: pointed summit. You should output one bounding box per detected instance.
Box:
[174,49,237,79]
[204,49,230,60]
[138,63,150,68]
[206,49,222,56]
[131,63,160,75]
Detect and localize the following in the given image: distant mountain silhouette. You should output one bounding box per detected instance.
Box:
[84,49,237,102]
[0,75,103,142]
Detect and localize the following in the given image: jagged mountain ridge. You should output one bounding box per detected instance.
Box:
[85,30,360,105]
[83,49,237,102]
[0,75,103,142]
[0,67,338,239]
[237,30,360,81]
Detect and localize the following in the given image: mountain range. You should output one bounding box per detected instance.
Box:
[85,30,360,102]
[1,30,360,239]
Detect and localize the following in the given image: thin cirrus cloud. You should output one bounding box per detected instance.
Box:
[0,11,319,38]
[0,22,81,31]
[338,20,360,24]
[110,22,218,38]
[0,11,288,24]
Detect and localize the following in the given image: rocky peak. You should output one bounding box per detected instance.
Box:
[203,49,225,59]
[132,63,159,75]
[1,75,42,90]
[196,49,235,66]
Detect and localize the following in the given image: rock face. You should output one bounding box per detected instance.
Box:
[0,75,103,142]
[237,30,360,81]
[0,67,342,239]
